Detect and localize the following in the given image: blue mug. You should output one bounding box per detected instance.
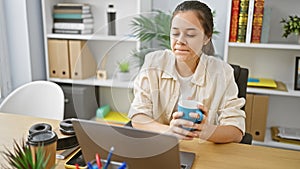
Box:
[178,100,203,130]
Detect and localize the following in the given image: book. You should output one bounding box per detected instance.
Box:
[53,8,91,14]
[260,6,272,43]
[53,28,93,34]
[229,0,240,42]
[53,23,93,30]
[237,0,250,43]
[54,3,91,10]
[53,13,92,19]
[54,18,94,24]
[251,0,264,43]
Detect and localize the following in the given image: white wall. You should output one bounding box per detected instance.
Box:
[4,0,45,90]
[153,0,228,58]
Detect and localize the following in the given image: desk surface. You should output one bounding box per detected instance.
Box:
[0,112,300,169]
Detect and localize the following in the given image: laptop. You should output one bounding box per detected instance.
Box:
[72,119,195,169]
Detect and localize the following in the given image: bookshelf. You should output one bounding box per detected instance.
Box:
[41,0,152,113]
[224,0,300,150]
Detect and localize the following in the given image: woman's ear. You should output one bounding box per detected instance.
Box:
[204,37,211,46]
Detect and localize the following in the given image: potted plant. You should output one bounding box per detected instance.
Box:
[2,139,51,169]
[280,15,300,43]
[116,61,131,81]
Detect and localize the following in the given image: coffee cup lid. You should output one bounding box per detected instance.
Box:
[27,131,58,146]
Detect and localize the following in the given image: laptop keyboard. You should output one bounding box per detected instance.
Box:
[181,164,188,169]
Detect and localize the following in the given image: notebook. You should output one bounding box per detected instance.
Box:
[72,119,195,169]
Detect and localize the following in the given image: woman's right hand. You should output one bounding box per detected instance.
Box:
[169,111,198,140]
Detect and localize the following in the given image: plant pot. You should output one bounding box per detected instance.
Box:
[117,72,131,81]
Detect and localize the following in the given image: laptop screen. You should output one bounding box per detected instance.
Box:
[72,119,183,169]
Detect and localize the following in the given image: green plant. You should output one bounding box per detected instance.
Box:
[280,15,300,38]
[131,10,171,49]
[118,61,130,73]
[2,139,50,169]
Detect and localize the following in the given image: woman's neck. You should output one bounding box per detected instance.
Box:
[176,56,200,77]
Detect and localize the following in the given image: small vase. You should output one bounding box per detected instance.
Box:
[117,72,131,81]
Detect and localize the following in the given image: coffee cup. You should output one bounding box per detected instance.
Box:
[178,100,203,124]
[27,130,58,169]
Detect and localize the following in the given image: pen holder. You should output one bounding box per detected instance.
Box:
[91,159,127,169]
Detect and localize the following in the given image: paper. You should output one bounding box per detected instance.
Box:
[278,127,300,141]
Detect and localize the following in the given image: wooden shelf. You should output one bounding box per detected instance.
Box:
[253,128,300,151]
[49,77,133,89]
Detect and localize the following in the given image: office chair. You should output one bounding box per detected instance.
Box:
[230,64,252,144]
[0,80,65,120]
[126,64,252,144]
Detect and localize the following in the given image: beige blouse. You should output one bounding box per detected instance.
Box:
[128,49,246,134]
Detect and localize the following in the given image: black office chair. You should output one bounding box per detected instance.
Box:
[126,64,252,144]
[230,64,253,145]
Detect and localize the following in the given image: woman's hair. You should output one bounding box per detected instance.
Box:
[171,1,215,56]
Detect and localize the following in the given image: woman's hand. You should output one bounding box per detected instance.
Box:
[169,111,198,140]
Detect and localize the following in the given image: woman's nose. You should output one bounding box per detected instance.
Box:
[176,35,187,45]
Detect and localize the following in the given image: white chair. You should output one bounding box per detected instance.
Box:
[0,81,65,120]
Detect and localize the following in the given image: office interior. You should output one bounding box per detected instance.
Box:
[0,0,300,166]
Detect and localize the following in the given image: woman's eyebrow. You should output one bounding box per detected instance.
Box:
[171,27,197,31]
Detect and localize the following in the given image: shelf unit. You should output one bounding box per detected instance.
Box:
[224,0,300,150]
[41,0,152,113]
[41,0,152,87]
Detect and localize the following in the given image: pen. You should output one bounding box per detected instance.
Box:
[117,162,127,169]
[103,146,115,169]
[75,163,79,169]
[87,162,93,169]
[96,153,102,169]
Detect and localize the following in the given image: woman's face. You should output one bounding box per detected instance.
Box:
[170,11,209,62]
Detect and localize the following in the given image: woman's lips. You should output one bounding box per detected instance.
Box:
[174,48,189,54]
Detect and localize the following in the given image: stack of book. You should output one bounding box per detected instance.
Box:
[52,3,94,35]
[228,0,271,43]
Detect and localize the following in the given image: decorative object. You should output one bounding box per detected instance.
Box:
[294,56,300,90]
[280,15,300,43]
[116,61,131,81]
[97,70,107,80]
[2,139,50,169]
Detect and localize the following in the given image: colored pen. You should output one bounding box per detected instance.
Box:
[96,153,102,169]
[87,162,93,169]
[117,162,127,169]
[103,146,115,169]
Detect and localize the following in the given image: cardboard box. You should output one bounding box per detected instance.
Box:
[245,94,269,141]
[68,40,97,79]
[47,39,70,78]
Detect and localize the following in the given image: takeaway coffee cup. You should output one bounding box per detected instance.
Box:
[27,131,58,169]
[178,100,203,124]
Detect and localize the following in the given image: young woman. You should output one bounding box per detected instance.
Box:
[128,1,245,143]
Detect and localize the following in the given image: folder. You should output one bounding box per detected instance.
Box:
[68,40,97,79]
[247,78,277,88]
[246,94,269,141]
[47,39,70,78]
